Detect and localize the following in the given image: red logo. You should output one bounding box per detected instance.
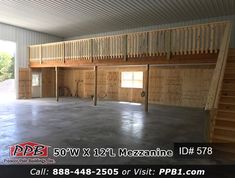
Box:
[9,142,49,157]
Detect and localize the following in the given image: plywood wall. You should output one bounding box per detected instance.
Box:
[40,65,213,108]
[41,68,56,97]
[61,68,85,97]
[149,66,213,107]
[18,68,31,99]
[106,71,119,100]
[61,67,146,103]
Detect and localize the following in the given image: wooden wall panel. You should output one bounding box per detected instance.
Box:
[49,65,213,108]
[97,70,107,99]
[60,68,84,97]
[61,67,145,102]
[61,69,73,94]
[106,71,119,100]
[84,70,94,98]
[103,67,144,103]
[149,66,214,107]
[41,68,56,97]
[18,68,31,99]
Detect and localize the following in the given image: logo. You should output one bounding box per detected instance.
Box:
[9,141,49,157]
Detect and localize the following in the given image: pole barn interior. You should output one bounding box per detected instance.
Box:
[0,0,235,164]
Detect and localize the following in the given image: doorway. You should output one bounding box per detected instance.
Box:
[32,72,42,98]
[0,40,16,100]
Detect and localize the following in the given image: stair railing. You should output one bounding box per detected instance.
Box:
[205,22,232,141]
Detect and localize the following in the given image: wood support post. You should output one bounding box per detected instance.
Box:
[55,66,59,102]
[146,32,149,57]
[94,65,97,106]
[91,39,94,63]
[145,64,150,112]
[28,47,30,68]
[166,30,171,60]
[40,45,42,64]
[63,42,65,63]
[123,35,128,61]
[28,68,32,99]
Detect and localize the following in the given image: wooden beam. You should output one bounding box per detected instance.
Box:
[55,66,59,102]
[94,65,98,106]
[145,64,150,112]
[29,53,218,68]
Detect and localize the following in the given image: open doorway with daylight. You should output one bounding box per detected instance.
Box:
[0,40,16,100]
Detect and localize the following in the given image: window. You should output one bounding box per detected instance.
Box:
[32,74,40,86]
[121,72,143,88]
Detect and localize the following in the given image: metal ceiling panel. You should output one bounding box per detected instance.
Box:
[0,0,234,38]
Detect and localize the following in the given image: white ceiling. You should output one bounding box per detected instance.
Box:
[0,0,234,38]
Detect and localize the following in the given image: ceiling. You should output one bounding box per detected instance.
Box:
[0,0,235,38]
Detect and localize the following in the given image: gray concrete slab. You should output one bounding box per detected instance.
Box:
[0,98,215,165]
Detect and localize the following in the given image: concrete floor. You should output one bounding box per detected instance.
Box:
[0,98,215,164]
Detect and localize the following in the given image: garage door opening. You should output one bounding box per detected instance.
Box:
[0,40,16,100]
